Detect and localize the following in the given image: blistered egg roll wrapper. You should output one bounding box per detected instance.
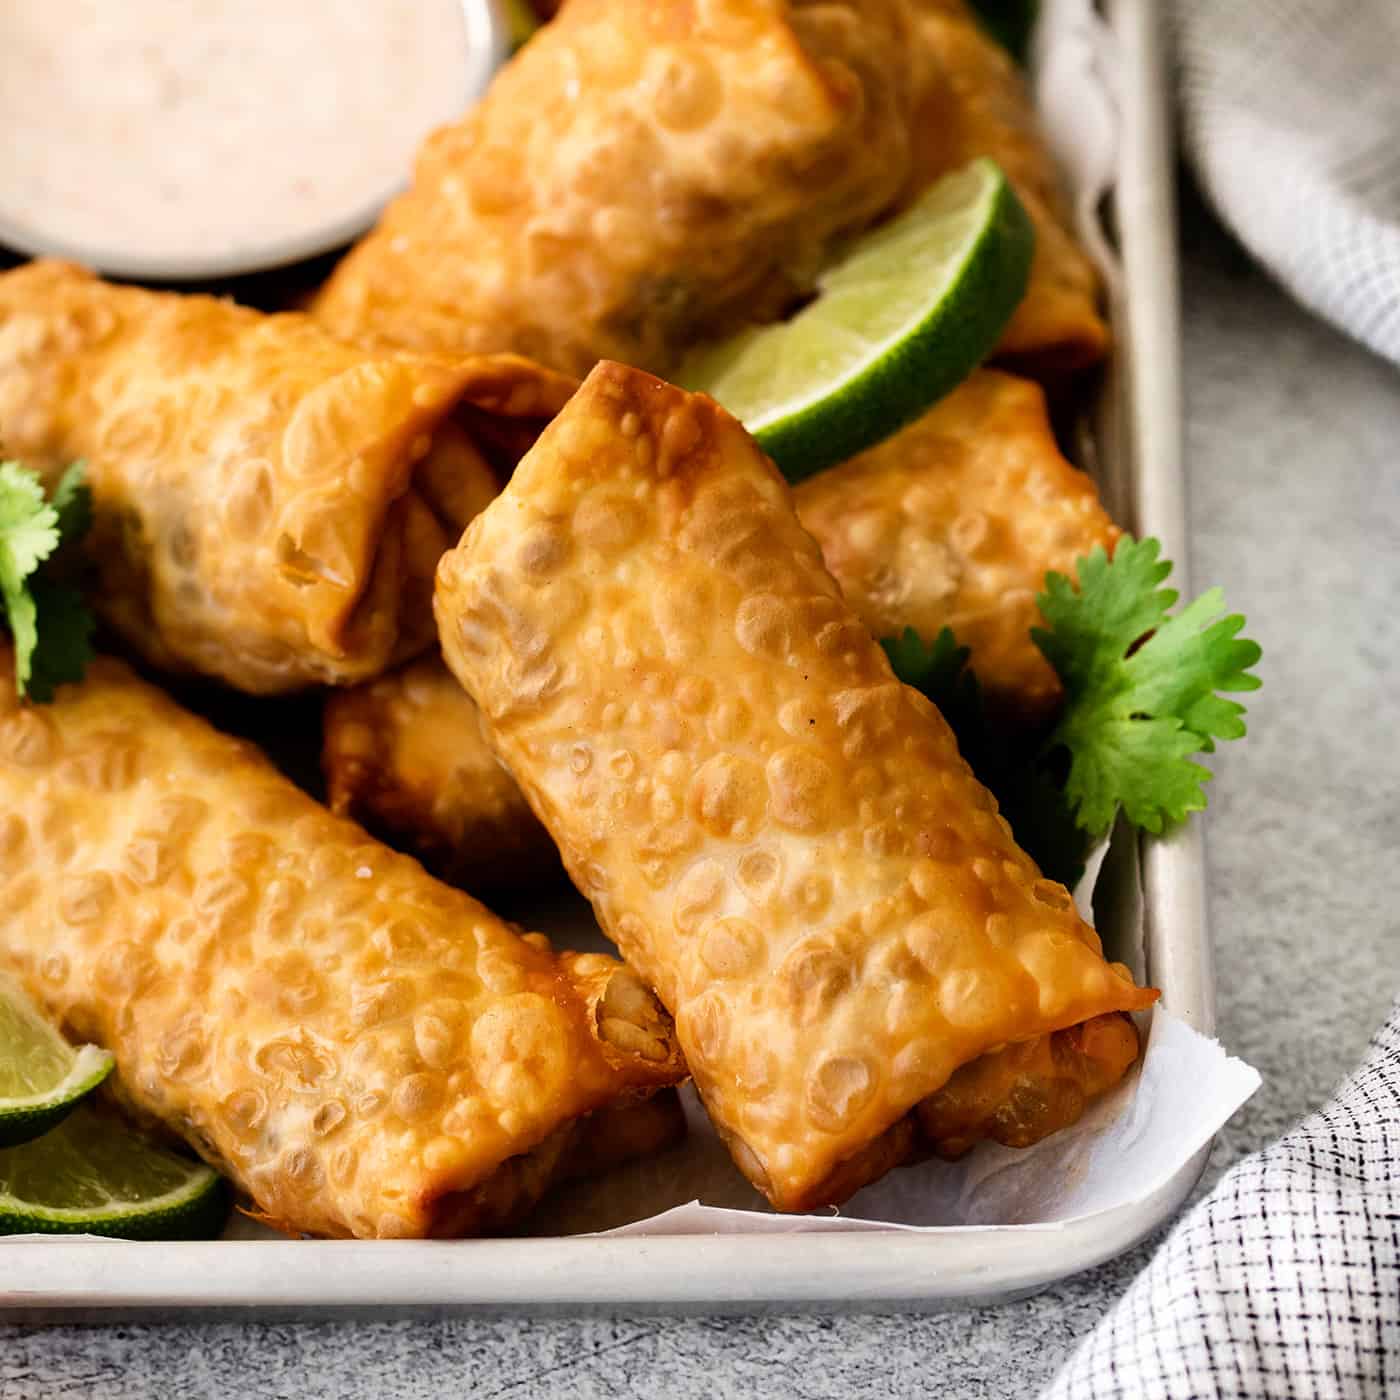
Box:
[794,368,1120,728]
[312,0,917,377]
[324,652,558,894]
[907,0,1109,373]
[0,653,684,1240]
[0,261,577,694]
[434,362,1156,1211]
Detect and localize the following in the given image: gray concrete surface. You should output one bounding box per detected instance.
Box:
[3,187,1398,1399]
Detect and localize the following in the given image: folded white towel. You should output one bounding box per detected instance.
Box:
[1178,0,1400,368]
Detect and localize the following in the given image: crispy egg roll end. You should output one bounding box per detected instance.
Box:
[424,1087,687,1239]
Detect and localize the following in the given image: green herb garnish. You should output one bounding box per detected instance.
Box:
[0,461,96,702]
[884,536,1261,884]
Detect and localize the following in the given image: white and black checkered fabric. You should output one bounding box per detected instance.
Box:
[1176,0,1400,368]
[1044,1004,1400,1398]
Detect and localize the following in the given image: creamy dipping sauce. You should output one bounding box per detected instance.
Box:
[0,0,478,274]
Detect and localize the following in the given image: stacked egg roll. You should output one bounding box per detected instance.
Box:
[905,0,1108,371]
[0,652,684,1239]
[796,367,1119,727]
[324,652,556,893]
[324,367,1116,886]
[0,261,576,694]
[314,0,1103,380]
[434,362,1155,1210]
[313,0,918,375]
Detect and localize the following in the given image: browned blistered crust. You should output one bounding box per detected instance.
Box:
[0,260,577,694]
[435,362,1156,1211]
[313,0,919,377]
[0,651,684,1239]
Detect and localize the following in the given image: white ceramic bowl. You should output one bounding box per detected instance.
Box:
[0,0,507,283]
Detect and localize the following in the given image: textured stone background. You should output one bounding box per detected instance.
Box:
[4,184,1399,1400]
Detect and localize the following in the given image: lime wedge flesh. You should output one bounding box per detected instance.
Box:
[0,973,114,1147]
[0,1107,230,1239]
[677,159,1035,482]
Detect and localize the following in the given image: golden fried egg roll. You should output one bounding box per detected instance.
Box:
[0,260,577,694]
[313,0,917,377]
[324,653,557,894]
[0,651,683,1240]
[795,368,1120,727]
[434,362,1156,1211]
[907,0,1109,373]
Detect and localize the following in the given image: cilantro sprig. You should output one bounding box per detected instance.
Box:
[884,536,1261,884]
[0,461,96,702]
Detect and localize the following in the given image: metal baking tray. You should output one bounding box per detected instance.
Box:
[1,0,1205,1315]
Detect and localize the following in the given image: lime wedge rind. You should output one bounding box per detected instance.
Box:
[0,1172,230,1240]
[0,972,117,1147]
[0,1107,232,1240]
[678,159,1035,482]
[0,1042,114,1148]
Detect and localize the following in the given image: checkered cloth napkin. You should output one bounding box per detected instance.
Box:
[1043,1003,1400,1397]
[1176,0,1400,368]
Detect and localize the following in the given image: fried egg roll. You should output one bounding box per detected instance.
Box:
[0,652,683,1239]
[907,0,1109,372]
[323,653,557,893]
[794,368,1120,727]
[434,362,1156,1211]
[313,0,917,377]
[0,260,577,694]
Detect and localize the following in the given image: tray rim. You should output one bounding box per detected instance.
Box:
[0,0,1207,1313]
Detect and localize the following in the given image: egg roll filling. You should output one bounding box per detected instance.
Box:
[916,1010,1141,1159]
[0,652,684,1239]
[337,423,510,675]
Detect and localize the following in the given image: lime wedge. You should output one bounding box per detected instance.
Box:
[0,973,113,1148]
[677,159,1034,482]
[0,1107,230,1239]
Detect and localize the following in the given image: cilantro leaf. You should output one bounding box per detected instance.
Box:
[886,535,1260,883]
[0,460,97,700]
[1035,536,1261,839]
[1117,590,1262,751]
[49,460,93,546]
[25,578,97,705]
[2,584,39,695]
[885,624,1089,882]
[1057,713,1210,837]
[0,462,62,695]
[0,461,61,582]
[882,627,986,746]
